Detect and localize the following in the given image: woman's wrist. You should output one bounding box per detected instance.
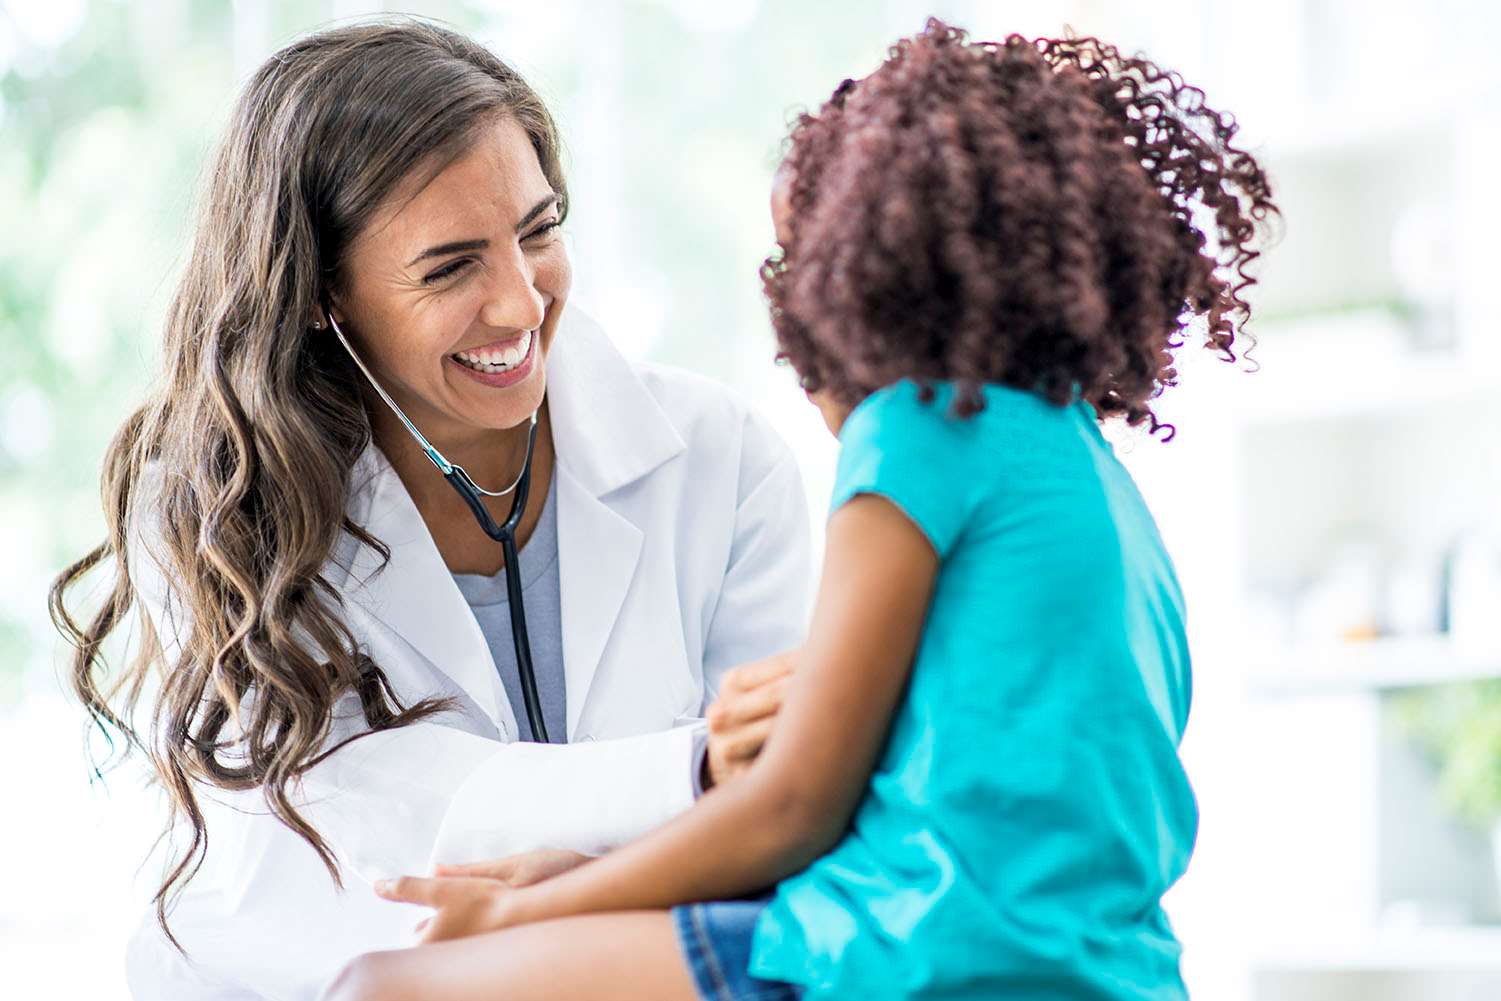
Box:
[499,852,638,929]
[491,884,537,929]
[497,880,572,930]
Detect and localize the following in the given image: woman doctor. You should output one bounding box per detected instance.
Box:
[49,18,809,1001]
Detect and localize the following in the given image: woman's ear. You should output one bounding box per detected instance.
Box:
[307,299,345,331]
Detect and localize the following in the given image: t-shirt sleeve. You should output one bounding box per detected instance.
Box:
[828,382,989,559]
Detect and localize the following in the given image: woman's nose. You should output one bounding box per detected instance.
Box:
[479,252,546,332]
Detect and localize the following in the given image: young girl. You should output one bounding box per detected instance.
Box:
[334,20,1276,1001]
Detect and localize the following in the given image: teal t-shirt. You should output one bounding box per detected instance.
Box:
[749,381,1197,1000]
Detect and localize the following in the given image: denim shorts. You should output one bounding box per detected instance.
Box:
[671,894,803,1001]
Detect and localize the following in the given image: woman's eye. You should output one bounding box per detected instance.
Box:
[525,220,561,242]
[423,259,472,285]
[422,224,559,284]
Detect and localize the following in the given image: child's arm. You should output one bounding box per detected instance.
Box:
[379,493,937,938]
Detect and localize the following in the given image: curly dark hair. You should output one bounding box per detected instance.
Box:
[762,19,1279,435]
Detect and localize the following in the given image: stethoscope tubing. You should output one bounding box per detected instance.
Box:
[322,306,551,744]
[443,419,549,744]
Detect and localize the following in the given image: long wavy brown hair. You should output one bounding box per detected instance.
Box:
[47,17,568,947]
[764,20,1279,433]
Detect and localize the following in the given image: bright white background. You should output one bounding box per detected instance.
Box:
[3,2,1500,999]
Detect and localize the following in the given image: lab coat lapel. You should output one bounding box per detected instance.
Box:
[547,309,685,739]
[336,448,515,737]
[554,469,642,740]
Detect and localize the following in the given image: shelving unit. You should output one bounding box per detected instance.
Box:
[1254,924,1501,972]
[1219,334,1501,430]
[1217,79,1501,995]
[1113,10,1501,997]
[1247,636,1501,697]
[1221,342,1501,994]
[1251,926,1501,1001]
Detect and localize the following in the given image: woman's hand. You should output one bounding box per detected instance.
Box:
[433,848,592,887]
[375,873,521,943]
[374,849,591,942]
[704,650,795,790]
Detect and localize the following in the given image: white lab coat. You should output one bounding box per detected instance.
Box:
[122,308,813,1000]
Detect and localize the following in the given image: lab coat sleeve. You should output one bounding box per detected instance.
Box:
[699,412,814,697]
[427,724,704,865]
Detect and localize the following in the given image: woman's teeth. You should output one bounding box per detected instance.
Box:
[453,330,533,373]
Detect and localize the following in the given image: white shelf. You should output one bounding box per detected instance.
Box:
[1247,636,1501,697]
[1228,354,1497,429]
[1253,925,1501,973]
[1204,306,1501,430]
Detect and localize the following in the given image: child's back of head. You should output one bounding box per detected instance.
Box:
[764,18,1278,436]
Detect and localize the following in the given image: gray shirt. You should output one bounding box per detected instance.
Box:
[452,475,567,743]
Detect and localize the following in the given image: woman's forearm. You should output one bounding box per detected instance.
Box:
[510,764,837,924]
[429,726,704,865]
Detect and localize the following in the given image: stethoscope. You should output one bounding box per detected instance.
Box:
[321,306,552,744]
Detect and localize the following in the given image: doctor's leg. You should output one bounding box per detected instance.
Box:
[322,911,700,1001]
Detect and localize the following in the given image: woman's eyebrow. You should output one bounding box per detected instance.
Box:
[405,194,561,267]
[513,193,561,232]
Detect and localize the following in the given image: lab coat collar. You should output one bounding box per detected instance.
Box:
[334,307,685,739]
[338,450,509,732]
[545,306,686,496]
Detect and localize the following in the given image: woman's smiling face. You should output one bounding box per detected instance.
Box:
[332,114,571,441]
